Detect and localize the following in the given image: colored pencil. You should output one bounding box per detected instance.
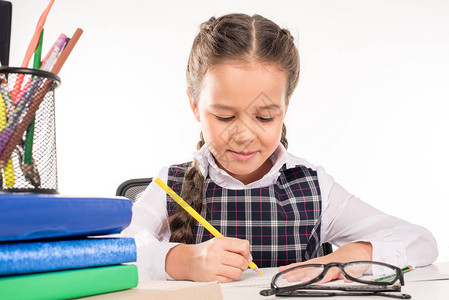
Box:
[22,28,45,188]
[374,265,413,282]
[0,89,14,187]
[0,28,83,169]
[11,0,55,101]
[20,0,55,68]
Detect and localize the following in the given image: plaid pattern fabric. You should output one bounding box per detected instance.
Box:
[166,162,322,268]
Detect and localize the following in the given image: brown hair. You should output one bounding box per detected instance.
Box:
[168,13,299,243]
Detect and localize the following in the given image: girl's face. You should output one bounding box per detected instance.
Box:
[189,62,288,185]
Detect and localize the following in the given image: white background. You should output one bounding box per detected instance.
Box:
[8,0,449,262]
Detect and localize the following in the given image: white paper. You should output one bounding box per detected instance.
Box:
[220,267,278,288]
[405,262,449,282]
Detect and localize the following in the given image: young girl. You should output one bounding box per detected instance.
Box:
[122,13,437,283]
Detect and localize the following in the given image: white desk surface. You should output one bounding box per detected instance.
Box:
[221,279,449,300]
[87,262,449,300]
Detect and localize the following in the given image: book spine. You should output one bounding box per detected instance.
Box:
[0,195,133,242]
[0,265,138,300]
[0,238,136,276]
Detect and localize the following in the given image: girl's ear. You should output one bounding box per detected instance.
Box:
[187,89,200,122]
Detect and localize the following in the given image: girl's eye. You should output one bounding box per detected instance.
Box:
[257,116,274,122]
[215,116,235,122]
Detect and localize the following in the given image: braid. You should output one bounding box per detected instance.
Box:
[167,133,206,243]
[280,123,288,149]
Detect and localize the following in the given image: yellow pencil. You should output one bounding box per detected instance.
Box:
[0,92,15,187]
[155,177,262,275]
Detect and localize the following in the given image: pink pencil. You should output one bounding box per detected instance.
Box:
[13,33,67,105]
[13,79,31,106]
[11,0,55,101]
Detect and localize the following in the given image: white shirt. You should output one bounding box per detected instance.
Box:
[122,144,438,280]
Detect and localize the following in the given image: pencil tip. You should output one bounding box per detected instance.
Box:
[254,266,262,275]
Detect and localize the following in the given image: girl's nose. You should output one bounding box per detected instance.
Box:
[230,119,257,145]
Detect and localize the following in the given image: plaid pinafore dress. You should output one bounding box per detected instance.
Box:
[166,162,322,268]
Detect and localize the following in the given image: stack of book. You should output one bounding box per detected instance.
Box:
[0,193,138,299]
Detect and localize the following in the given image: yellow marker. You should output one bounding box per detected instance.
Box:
[0,93,14,187]
[4,159,14,187]
[155,177,262,275]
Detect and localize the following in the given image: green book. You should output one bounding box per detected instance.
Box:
[0,264,138,300]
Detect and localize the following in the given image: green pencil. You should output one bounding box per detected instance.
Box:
[22,29,44,188]
[374,265,413,282]
[24,29,43,165]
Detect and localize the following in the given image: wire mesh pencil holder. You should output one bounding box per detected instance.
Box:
[0,67,61,193]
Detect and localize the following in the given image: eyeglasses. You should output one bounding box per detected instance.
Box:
[260,261,411,299]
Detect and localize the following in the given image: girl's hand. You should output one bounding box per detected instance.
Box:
[166,236,252,282]
[278,242,373,284]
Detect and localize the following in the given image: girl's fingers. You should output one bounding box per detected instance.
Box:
[315,268,342,284]
[216,264,245,281]
[190,237,251,282]
[279,262,301,273]
[279,261,344,284]
[220,237,251,259]
[216,275,234,283]
[221,250,250,271]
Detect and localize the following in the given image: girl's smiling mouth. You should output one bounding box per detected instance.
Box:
[229,150,258,161]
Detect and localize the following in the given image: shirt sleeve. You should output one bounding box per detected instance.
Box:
[317,166,438,269]
[120,167,180,280]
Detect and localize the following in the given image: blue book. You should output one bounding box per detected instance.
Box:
[0,238,136,276]
[0,193,132,242]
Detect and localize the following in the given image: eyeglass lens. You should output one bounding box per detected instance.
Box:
[276,265,325,287]
[345,262,397,284]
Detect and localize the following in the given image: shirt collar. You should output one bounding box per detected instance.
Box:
[193,143,315,189]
